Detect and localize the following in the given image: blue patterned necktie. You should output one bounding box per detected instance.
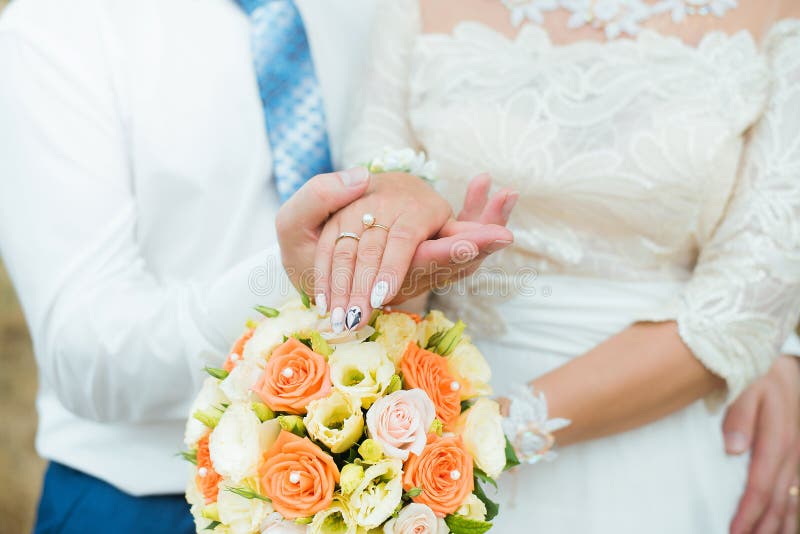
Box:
[237,0,333,202]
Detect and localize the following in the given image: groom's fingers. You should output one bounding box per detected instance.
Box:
[277,168,370,240]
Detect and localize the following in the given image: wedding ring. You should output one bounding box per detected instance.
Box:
[790,485,799,498]
[362,213,390,232]
[335,232,361,244]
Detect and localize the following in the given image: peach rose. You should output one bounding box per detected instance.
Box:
[400,343,461,426]
[366,389,436,461]
[224,328,255,372]
[195,433,222,504]
[402,434,474,517]
[252,338,331,414]
[257,430,340,519]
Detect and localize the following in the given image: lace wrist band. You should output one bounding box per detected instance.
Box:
[363,147,437,182]
[502,385,571,464]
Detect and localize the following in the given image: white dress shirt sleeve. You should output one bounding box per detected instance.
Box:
[0,25,289,424]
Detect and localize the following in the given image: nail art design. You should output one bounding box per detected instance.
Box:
[345,306,362,331]
[370,281,389,309]
[315,293,327,316]
[331,307,345,334]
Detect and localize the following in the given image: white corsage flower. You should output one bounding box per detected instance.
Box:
[329,342,395,408]
[349,459,404,529]
[185,376,229,447]
[453,398,506,478]
[220,358,263,402]
[304,390,364,453]
[374,312,418,365]
[209,405,281,484]
[382,503,448,534]
[366,147,437,182]
[217,481,273,534]
[309,496,357,534]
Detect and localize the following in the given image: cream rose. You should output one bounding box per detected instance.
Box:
[446,341,492,399]
[328,342,394,408]
[309,496,357,534]
[242,302,321,362]
[216,481,273,534]
[382,503,448,534]
[455,494,487,521]
[349,459,404,529]
[366,389,436,460]
[184,376,229,447]
[304,390,364,453]
[209,405,281,484]
[453,398,506,478]
[374,312,419,364]
[260,512,309,533]
[220,358,264,402]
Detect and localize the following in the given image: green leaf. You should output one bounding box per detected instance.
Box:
[203,521,221,531]
[403,487,422,499]
[504,435,521,471]
[204,366,229,380]
[444,514,493,534]
[460,398,476,413]
[300,290,311,309]
[225,486,271,502]
[176,449,197,465]
[368,309,383,327]
[472,476,500,521]
[473,467,498,490]
[254,305,280,318]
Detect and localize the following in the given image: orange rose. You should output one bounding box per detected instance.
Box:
[195,434,222,504]
[403,433,474,517]
[252,337,331,414]
[223,328,255,372]
[257,430,340,519]
[400,343,461,425]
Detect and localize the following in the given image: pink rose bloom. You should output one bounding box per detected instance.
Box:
[366,389,436,461]
[382,503,448,534]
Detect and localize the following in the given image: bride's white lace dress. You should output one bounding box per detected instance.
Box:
[343,1,800,531]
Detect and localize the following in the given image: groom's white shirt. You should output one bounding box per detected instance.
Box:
[0,0,376,495]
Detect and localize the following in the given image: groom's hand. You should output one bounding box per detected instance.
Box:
[723,355,800,534]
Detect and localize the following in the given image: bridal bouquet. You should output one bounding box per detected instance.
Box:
[182,298,518,534]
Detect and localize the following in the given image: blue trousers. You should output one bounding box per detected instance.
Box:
[34,462,195,534]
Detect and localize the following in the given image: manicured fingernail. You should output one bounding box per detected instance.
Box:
[370,281,389,309]
[345,306,362,331]
[315,293,327,316]
[486,240,513,254]
[340,167,369,187]
[724,431,749,454]
[331,307,345,333]
[502,192,519,220]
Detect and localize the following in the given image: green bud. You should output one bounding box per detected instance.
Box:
[433,320,465,356]
[254,305,280,318]
[245,319,259,330]
[251,402,275,422]
[429,418,444,436]
[358,438,383,463]
[339,463,365,495]
[386,374,403,394]
[193,407,223,428]
[300,290,311,309]
[201,503,220,522]
[278,415,307,437]
[292,330,332,358]
[204,366,229,380]
[225,486,271,502]
[403,487,423,499]
[177,449,198,465]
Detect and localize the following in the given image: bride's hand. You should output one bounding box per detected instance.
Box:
[314,171,515,332]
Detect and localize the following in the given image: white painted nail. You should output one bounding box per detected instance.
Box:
[370,281,389,309]
[315,293,327,316]
[331,307,345,333]
[345,306,362,331]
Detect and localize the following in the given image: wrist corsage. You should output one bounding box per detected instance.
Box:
[502,385,571,464]
[364,147,437,182]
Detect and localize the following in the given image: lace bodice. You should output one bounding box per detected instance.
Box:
[342,0,800,401]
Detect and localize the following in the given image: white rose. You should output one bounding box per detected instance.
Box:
[382,503,448,534]
[220,358,264,402]
[309,497,357,534]
[455,494,487,521]
[453,398,506,478]
[416,311,453,347]
[446,341,492,399]
[329,342,395,408]
[374,312,418,365]
[209,404,281,484]
[185,376,229,446]
[304,390,364,453]
[216,481,273,534]
[242,304,320,362]
[349,459,404,529]
[261,512,308,533]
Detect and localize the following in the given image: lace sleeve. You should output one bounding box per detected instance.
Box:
[675,21,800,404]
[340,0,422,167]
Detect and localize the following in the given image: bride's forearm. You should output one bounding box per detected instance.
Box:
[531,321,725,447]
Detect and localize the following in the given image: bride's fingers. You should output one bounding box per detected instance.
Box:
[345,216,392,329]
[328,214,361,333]
[369,215,428,310]
[480,188,519,225]
[781,475,799,534]
[456,173,491,221]
[312,218,340,317]
[756,441,800,534]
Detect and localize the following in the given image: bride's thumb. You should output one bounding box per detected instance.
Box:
[277,168,371,237]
